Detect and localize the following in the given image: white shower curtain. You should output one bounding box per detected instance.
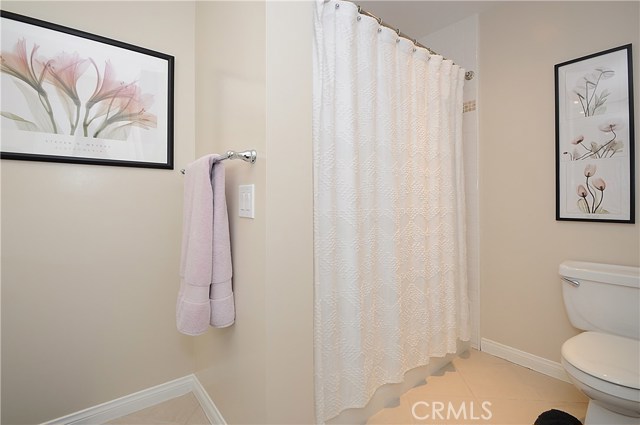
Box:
[313,0,470,422]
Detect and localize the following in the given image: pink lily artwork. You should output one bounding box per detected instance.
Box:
[0,10,173,169]
[555,44,633,223]
[1,38,157,140]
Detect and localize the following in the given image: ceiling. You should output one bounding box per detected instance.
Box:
[357,1,496,39]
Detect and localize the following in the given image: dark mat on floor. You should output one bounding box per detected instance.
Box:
[534,409,582,425]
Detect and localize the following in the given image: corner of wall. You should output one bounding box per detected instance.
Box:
[477,1,640,363]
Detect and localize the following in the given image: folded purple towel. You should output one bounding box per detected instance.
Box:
[177,154,235,335]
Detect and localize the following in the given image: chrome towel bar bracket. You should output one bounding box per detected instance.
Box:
[224,149,257,164]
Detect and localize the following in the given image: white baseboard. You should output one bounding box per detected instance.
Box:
[42,374,226,425]
[191,375,227,425]
[40,341,568,425]
[481,338,571,383]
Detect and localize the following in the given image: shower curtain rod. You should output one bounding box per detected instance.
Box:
[349,2,475,81]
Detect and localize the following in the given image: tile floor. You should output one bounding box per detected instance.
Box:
[106,350,588,425]
[367,349,589,425]
[105,392,210,425]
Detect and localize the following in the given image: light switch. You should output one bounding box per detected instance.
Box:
[238,184,255,218]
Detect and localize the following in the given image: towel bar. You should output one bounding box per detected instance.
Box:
[180,150,256,174]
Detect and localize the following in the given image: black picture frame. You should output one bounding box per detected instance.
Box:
[555,44,635,223]
[0,10,174,169]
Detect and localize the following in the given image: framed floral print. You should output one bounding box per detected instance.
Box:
[555,44,635,223]
[0,10,174,169]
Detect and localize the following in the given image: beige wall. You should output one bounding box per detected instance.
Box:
[2,2,315,423]
[479,1,640,362]
[11,1,631,424]
[264,2,314,422]
[1,2,197,424]
[192,2,315,424]
[192,2,268,423]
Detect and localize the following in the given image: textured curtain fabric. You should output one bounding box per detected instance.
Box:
[312,1,470,422]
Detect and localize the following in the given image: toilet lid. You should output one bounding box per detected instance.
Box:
[562,331,640,390]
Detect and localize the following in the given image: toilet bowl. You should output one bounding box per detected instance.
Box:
[559,261,640,425]
[562,332,639,418]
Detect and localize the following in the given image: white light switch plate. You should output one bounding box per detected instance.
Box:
[238,184,255,218]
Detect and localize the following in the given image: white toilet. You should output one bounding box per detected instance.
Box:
[559,261,640,425]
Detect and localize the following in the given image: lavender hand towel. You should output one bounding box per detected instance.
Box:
[209,159,235,327]
[177,154,234,335]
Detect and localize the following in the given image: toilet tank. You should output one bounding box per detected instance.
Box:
[559,261,640,340]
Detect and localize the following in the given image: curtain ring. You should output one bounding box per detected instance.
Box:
[356,15,361,22]
[335,3,339,9]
